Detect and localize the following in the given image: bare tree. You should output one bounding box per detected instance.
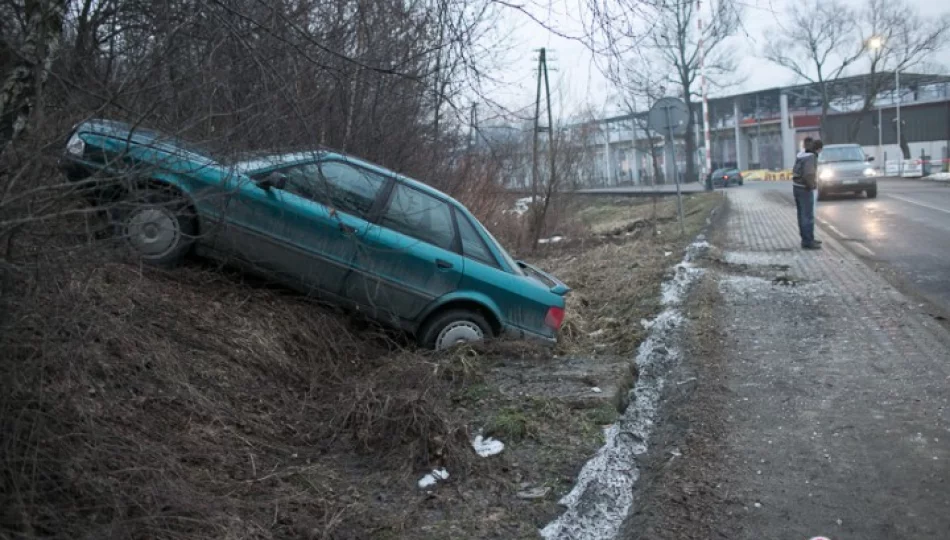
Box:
[762,0,865,142]
[591,0,740,183]
[850,0,950,155]
[0,0,66,155]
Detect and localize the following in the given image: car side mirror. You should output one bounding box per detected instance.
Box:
[866,156,875,162]
[255,172,287,191]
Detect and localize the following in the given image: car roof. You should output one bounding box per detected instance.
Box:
[233,150,463,206]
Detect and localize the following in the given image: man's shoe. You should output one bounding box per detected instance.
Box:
[813,239,823,245]
[803,243,822,250]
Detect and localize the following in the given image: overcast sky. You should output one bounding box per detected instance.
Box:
[486,0,950,121]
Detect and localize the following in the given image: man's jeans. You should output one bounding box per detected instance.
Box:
[793,185,815,246]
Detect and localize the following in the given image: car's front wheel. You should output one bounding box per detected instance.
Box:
[110,185,197,267]
[866,186,878,199]
[419,309,494,350]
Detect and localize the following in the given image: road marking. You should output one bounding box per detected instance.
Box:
[817,218,845,237]
[886,193,950,215]
[817,218,875,256]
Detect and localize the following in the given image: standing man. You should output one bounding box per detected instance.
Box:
[792,138,823,250]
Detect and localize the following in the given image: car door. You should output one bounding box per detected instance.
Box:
[218,160,388,297]
[343,182,464,324]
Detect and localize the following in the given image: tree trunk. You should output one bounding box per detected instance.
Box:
[0,0,66,156]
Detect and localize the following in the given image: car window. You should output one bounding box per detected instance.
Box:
[456,211,499,268]
[819,147,865,163]
[380,184,455,250]
[273,163,322,200]
[317,161,387,219]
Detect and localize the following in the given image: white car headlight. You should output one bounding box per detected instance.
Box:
[863,167,878,177]
[66,133,85,156]
[819,169,833,180]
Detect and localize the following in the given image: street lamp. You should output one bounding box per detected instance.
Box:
[868,36,901,173]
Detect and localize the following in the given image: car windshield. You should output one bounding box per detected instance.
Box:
[819,147,866,163]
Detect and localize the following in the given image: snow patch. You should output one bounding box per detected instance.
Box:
[417,468,449,489]
[472,435,504,457]
[540,240,710,540]
[928,172,950,181]
[510,197,533,216]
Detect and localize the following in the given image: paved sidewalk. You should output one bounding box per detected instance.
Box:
[706,189,950,539]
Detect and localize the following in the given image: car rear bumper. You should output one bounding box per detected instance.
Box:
[818,179,877,193]
[502,324,557,346]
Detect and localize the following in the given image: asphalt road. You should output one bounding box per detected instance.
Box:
[751,178,950,317]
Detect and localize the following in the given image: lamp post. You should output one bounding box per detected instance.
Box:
[868,36,902,174]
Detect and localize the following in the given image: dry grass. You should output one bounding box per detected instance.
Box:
[0,189,721,539]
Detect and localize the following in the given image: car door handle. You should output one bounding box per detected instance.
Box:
[435,259,453,270]
[338,222,357,234]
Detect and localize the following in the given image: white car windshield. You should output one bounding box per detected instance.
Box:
[819,147,866,163]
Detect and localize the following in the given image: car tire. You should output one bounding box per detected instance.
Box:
[816,190,825,201]
[110,185,197,268]
[866,186,878,199]
[419,309,494,351]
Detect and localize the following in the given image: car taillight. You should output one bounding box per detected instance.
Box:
[722,175,728,179]
[544,306,565,330]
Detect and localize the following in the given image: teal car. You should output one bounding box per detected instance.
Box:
[60,119,569,349]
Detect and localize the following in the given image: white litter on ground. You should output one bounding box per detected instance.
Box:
[472,435,505,457]
[591,387,603,394]
[538,235,565,244]
[417,468,449,489]
[540,239,710,540]
[511,197,533,216]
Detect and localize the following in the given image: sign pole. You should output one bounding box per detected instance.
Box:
[664,104,686,236]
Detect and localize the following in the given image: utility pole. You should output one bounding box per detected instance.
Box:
[529,47,557,246]
[543,48,556,200]
[531,51,543,205]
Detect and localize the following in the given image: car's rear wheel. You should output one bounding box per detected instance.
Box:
[419,309,494,351]
[866,186,878,199]
[110,185,197,267]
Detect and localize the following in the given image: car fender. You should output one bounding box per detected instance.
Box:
[417,290,505,331]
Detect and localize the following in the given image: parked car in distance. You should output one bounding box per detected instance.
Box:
[816,143,878,200]
[710,168,743,187]
[59,119,569,350]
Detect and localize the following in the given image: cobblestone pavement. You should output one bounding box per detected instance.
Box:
[707,188,950,539]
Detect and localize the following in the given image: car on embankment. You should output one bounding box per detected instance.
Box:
[59,119,569,350]
[816,143,879,200]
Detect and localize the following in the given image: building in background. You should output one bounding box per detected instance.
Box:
[564,72,950,188]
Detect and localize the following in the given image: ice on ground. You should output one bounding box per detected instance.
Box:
[541,239,705,540]
[472,435,504,457]
[417,468,449,489]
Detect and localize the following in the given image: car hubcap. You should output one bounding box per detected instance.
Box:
[435,321,484,350]
[125,206,180,258]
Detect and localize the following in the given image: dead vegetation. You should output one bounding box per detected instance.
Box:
[0,191,720,539]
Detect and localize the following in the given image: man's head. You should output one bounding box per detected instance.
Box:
[803,136,814,152]
[812,139,823,154]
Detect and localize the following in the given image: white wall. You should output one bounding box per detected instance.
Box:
[860,140,949,171]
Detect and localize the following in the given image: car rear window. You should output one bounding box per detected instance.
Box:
[456,211,499,268]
